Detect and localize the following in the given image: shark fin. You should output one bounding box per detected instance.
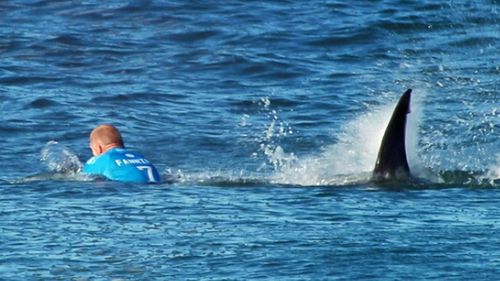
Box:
[372,89,412,181]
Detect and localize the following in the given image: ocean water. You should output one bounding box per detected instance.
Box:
[0,0,498,280]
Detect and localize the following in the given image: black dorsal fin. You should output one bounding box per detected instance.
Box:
[372,89,412,181]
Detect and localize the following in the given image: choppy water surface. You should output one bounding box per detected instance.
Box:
[0,0,498,280]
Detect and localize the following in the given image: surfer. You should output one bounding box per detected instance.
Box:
[81,124,160,183]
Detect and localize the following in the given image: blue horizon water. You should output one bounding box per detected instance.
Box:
[0,0,499,280]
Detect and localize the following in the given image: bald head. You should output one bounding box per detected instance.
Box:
[89,124,124,156]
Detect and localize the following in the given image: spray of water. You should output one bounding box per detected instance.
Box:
[148,91,498,187]
[11,141,92,183]
[269,92,426,186]
[252,97,296,171]
[40,141,83,173]
[485,156,500,184]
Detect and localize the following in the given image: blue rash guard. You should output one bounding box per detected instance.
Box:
[82,148,160,183]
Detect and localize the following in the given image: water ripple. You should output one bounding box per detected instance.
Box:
[0,0,499,279]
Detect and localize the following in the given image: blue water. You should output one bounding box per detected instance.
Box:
[0,0,498,280]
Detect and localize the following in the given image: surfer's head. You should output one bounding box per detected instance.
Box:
[89,124,124,156]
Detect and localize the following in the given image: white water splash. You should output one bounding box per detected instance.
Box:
[40,141,83,173]
[486,155,500,182]
[270,91,425,186]
[405,90,429,178]
[252,96,296,171]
